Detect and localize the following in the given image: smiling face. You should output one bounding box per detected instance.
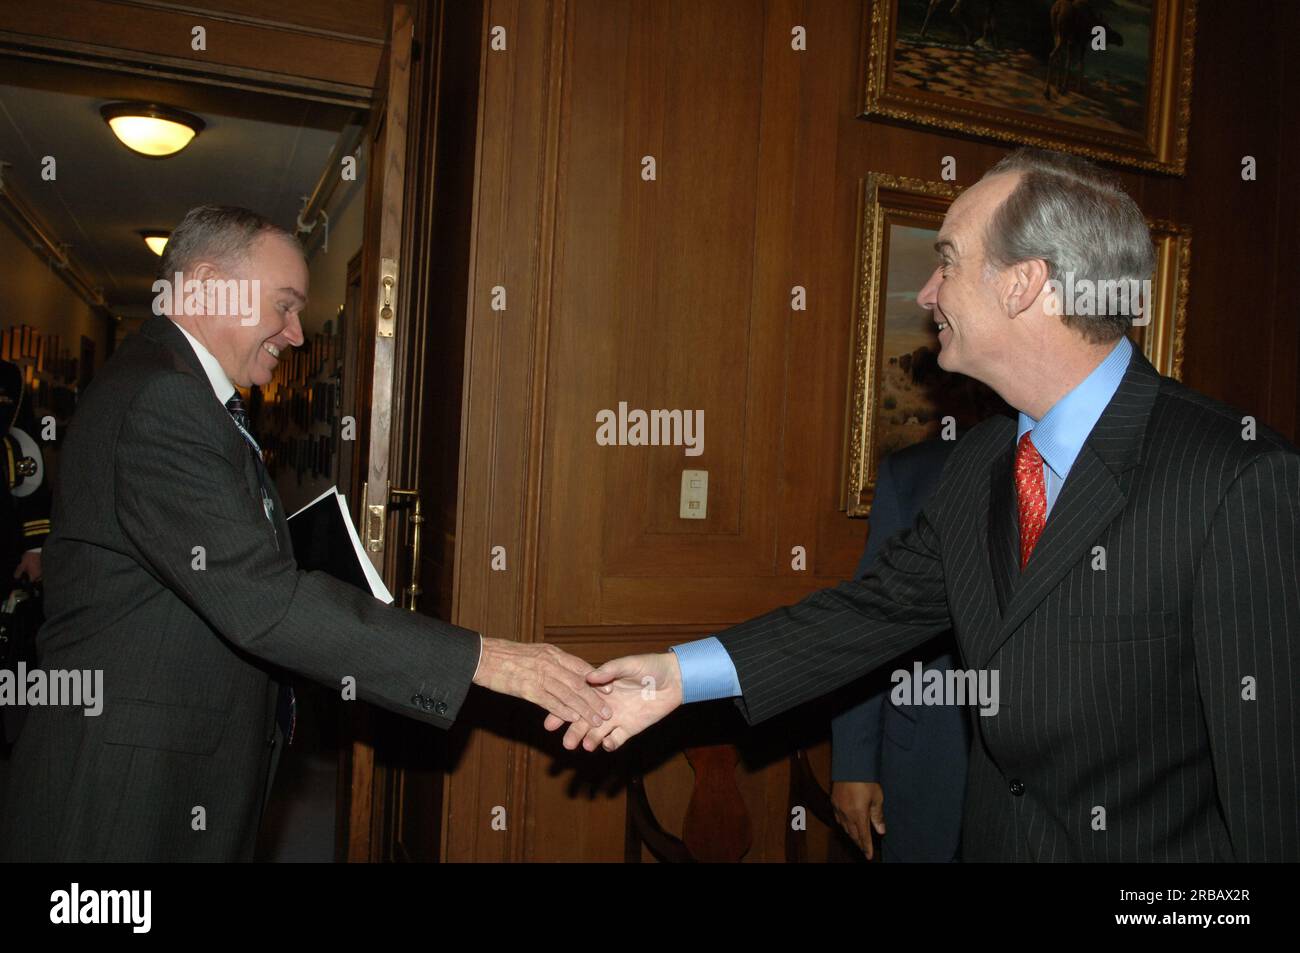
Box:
[188,231,308,388]
[916,172,1022,387]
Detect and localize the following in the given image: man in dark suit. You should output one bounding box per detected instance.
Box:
[0,206,612,861]
[830,438,970,862]
[563,148,1300,862]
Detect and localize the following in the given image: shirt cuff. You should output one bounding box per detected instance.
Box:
[670,637,742,703]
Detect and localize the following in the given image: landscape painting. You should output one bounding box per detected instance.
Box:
[862,0,1197,174]
[844,174,1008,516]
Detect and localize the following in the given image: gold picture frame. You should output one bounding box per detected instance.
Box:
[843,172,1190,516]
[1135,218,1191,381]
[862,0,1198,175]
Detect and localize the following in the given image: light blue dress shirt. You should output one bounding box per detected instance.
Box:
[670,336,1134,704]
[1015,336,1132,516]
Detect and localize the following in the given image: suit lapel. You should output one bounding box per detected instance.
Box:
[989,443,1126,655]
[973,347,1163,668]
[987,440,1018,616]
[936,416,1010,671]
[142,317,292,556]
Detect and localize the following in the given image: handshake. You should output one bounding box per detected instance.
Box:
[471,638,683,751]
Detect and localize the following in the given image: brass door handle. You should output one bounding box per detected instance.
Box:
[389,487,422,612]
[360,482,423,611]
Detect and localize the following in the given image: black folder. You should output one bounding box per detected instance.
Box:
[286,487,393,602]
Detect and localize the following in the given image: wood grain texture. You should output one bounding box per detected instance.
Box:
[0,0,383,99]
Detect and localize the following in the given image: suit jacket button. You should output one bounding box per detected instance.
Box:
[412,694,425,708]
[434,701,448,715]
[1009,779,1025,796]
[421,699,436,712]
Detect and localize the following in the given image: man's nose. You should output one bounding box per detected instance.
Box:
[285,311,305,347]
[917,268,941,310]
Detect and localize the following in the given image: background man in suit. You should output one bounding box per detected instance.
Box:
[0,206,612,861]
[830,438,970,862]
[557,148,1300,862]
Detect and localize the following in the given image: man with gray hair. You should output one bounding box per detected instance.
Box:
[1,205,613,861]
[562,148,1300,862]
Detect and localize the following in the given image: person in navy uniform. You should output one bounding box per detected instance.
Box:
[830,438,971,862]
[0,358,51,751]
[0,359,50,582]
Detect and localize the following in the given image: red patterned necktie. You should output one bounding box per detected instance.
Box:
[1015,431,1047,570]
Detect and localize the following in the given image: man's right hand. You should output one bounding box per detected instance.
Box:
[472,637,614,728]
[831,780,886,859]
[543,651,684,751]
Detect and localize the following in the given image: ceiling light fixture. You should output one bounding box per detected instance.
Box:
[101,103,205,158]
[139,231,170,256]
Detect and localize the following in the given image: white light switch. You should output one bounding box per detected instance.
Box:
[680,469,708,519]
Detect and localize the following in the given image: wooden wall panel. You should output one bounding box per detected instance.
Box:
[546,0,780,612]
[149,0,392,40]
[441,0,564,863]
[1201,0,1296,439]
[0,0,385,102]
[442,0,1297,861]
[1284,1,1300,442]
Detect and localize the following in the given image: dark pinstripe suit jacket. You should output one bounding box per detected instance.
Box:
[0,316,481,861]
[719,346,1300,861]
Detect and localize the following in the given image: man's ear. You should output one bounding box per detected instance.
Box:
[190,260,218,284]
[188,260,220,317]
[1004,258,1051,318]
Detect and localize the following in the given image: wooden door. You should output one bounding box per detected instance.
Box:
[339,1,416,864]
[337,0,485,864]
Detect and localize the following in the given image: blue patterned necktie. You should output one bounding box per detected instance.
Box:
[225,394,273,523]
[224,394,256,450]
[224,393,295,745]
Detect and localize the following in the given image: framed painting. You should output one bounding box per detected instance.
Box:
[1132,218,1190,380]
[862,0,1197,174]
[843,172,1189,516]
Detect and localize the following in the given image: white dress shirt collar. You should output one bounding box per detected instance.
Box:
[171,321,236,405]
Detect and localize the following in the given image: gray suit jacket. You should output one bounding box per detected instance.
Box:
[719,347,1300,861]
[0,316,481,861]
[831,437,970,862]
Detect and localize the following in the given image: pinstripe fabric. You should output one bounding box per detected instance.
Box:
[718,347,1300,861]
[0,316,482,861]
